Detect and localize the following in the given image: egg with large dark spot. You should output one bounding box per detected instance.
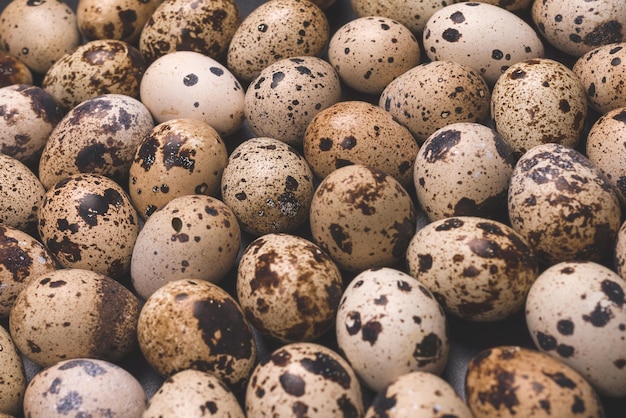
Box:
[0,50,32,87]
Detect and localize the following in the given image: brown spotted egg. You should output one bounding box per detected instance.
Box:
[336,267,449,392]
[37,173,139,279]
[236,233,343,343]
[0,325,25,417]
[0,50,32,87]
[379,60,490,144]
[227,0,330,83]
[470,0,531,12]
[0,153,45,232]
[245,342,364,418]
[137,279,257,392]
[9,268,140,367]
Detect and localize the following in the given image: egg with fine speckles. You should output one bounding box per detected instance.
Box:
[350,0,453,35]
[0,325,25,417]
[0,153,45,232]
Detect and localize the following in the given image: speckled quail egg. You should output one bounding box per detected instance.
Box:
[0,0,81,74]
[221,137,314,236]
[336,267,449,392]
[37,173,139,279]
[470,0,531,11]
[23,358,146,418]
[303,100,419,189]
[0,153,45,232]
[227,0,330,83]
[9,268,140,367]
[525,261,626,398]
[309,164,417,272]
[328,16,420,95]
[245,342,364,418]
[39,94,155,190]
[508,143,622,265]
[140,51,245,137]
[237,233,342,343]
[129,118,228,220]
[137,279,257,392]
[406,216,538,322]
[144,369,245,418]
[491,58,588,158]
[0,325,25,417]
[130,194,241,300]
[365,371,473,418]
[245,56,342,147]
[42,39,147,111]
[379,60,490,143]
[616,220,626,280]
[0,51,32,87]
[423,2,545,85]
[466,346,605,418]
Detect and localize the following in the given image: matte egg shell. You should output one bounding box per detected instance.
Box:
[0,153,45,232]
[0,51,32,87]
[0,325,25,417]
[350,0,454,34]
[469,0,530,12]
[616,220,626,281]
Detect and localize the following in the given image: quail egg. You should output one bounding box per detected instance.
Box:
[0,325,25,417]
[0,153,45,232]
[0,51,32,87]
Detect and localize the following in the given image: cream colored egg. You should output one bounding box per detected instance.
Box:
[0,325,25,417]
[0,153,45,232]
[0,51,32,87]
[350,0,456,34]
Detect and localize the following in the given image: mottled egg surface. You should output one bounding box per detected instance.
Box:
[0,325,25,417]
[0,153,45,232]
[0,50,33,87]
[616,220,626,281]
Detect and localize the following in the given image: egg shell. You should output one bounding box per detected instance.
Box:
[616,220,626,281]
[379,60,491,143]
[336,267,449,392]
[227,0,330,83]
[140,51,245,137]
[38,94,155,190]
[0,325,25,416]
[9,268,140,367]
[465,346,605,418]
[468,0,531,12]
[137,279,257,392]
[130,194,241,300]
[245,342,364,418]
[129,118,228,220]
[328,16,420,95]
[508,143,622,265]
[303,100,419,189]
[491,58,588,158]
[37,173,139,279]
[221,137,315,236]
[0,50,33,87]
[23,358,146,418]
[350,0,454,34]
[245,56,342,147]
[423,2,545,85]
[0,153,45,232]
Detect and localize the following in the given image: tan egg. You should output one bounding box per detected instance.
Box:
[9,268,140,367]
[130,194,240,300]
[227,0,329,83]
[0,154,45,232]
[491,58,588,158]
[0,325,25,417]
[0,51,32,87]
[129,119,228,220]
[379,60,490,143]
[137,279,257,392]
[303,100,418,189]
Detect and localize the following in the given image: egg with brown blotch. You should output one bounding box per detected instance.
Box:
[0,51,32,87]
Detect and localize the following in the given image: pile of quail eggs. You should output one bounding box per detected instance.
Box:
[0,0,625,416]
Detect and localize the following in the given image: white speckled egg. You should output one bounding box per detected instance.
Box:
[23,358,146,418]
[245,56,342,147]
[336,267,449,392]
[0,325,25,417]
[245,342,364,418]
[0,51,33,87]
[424,2,545,85]
[379,60,490,143]
[140,51,245,137]
[0,153,45,232]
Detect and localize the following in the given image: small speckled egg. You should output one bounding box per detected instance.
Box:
[140,51,245,137]
[221,137,314,236]
[303,100,419,189]
[9,268,140,367]
[508,143,622,265]
[328,16,420,95]
[414,122,515,222]
[227,0,330,83]
[466,346,605,418]
[130,194,240,300]
[39,94,155,190]
[245,56,342,147]
[144,369,245,418]
[42,39,147,111]
[379,60,490,143]
[491,58,588,158]
[23,358,146,418]
[0,51,32,87]
[406,216,538,322]
[423,2,545,85]
[309,164,417,272]
[336,267,449,392]
[245,342,364,418]
[37,173,139,279]
[365,371,473,418]
[129,118,228,220]
[0,325,25,417]
[0,225,56,318]
[0,153,45,232]
[525,261,626,398]
[137,279,257,392]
